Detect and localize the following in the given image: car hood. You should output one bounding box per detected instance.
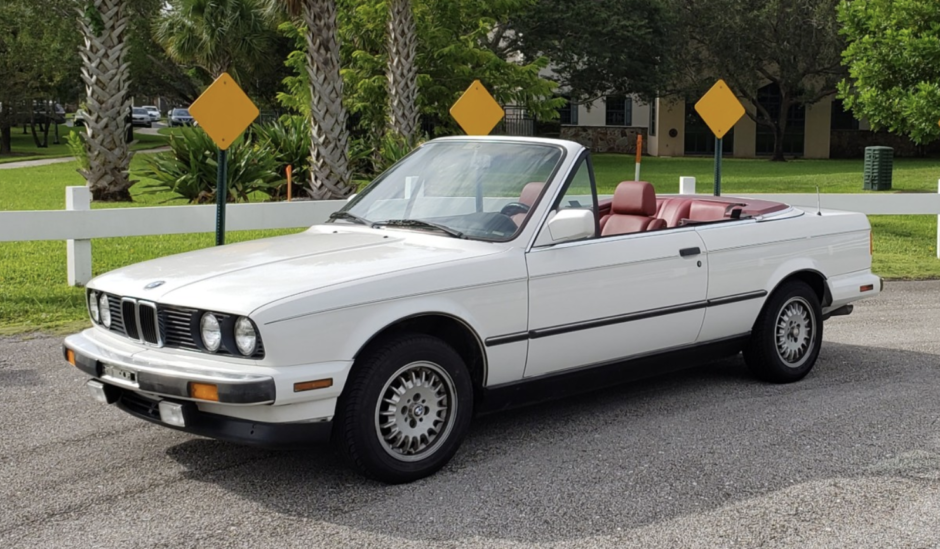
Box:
[88,226,506,314]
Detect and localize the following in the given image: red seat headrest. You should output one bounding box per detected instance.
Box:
[519,182,544,206]
[611,181,657,217]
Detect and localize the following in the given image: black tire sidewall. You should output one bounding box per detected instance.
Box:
[336,334,474,483]
[746,281,824,383]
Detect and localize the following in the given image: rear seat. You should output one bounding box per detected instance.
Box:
[655,197,744,227]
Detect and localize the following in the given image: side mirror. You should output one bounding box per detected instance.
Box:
[547,209,595,243]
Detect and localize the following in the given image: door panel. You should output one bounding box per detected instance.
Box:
[524,229,708,378]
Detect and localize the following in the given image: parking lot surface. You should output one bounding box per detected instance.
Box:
[2,281,939,548]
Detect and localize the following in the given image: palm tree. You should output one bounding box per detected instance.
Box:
[78,0,133,202]
[154,0,274,79]
[386,0,419,143]
[281,0,351,199]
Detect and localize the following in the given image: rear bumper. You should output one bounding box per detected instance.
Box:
[824,270,882,313]
[104,383,332,446]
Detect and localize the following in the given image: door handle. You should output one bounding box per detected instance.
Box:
[679,247,701,257]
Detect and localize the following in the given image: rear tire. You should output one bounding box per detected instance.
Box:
[744,280,823,383]
[334,334,473,483]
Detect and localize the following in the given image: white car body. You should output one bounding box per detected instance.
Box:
[131,108,151,127]
[142,106,161,121]
[64,136,882,480]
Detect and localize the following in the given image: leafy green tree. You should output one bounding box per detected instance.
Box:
[127,0,202,105]
[154,0,276,80]
[838,0,940,144]
[671,0,844,161]
[0,0,80,154]
[506,0,676,103]
[279,0,561,140]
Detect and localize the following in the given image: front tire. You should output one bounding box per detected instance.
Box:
[334,334,473,483]
[744,280,823,383]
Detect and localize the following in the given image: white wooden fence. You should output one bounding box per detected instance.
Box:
[1,181,939,287]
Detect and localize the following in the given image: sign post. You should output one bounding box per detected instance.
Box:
[694,79,745,196]
[189,72,260,245]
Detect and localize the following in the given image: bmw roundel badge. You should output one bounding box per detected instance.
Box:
[144,280,166,290]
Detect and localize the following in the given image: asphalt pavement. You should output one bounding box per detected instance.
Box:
[2,281,939,548]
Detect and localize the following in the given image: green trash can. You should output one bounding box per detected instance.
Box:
[863,146,893,191]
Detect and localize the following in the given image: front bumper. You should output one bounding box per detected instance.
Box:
[113,384,332,446]
[64,334,276,405]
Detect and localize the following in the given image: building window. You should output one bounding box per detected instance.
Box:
[830,99,860,130]
[559,97,578,125]
[755,84,805,156]
[605,96,631,126]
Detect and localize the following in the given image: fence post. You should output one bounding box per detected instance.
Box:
[680,176,696,195]
[937,180,940,260]
[66,186,92,287]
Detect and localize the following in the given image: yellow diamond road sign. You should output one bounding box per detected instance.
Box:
[189,72,259,150]
[450,80,505,136]
[694,79,745,140]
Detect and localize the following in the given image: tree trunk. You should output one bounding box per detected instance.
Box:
[302,0,352,200]
[387,0,419,143]
[0,118,11,155]
[78,0,135,202]
[770,97,790,162]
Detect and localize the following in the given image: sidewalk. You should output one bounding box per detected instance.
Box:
[0,146,169,171]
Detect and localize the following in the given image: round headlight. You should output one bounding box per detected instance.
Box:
[89,291,100,323]
[98,293,111,328]
[200,313,222,352]
[234,316,257,356]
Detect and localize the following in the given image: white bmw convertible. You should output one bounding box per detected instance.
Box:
[64,136,882,483]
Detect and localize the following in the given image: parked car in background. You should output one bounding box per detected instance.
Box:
[131,107,152,128]
[64,136,883,484]
[168,108,194,127]
[72,109,88,127]
[142,106,161,122]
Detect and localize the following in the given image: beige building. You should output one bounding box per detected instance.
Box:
[556,90,902,159]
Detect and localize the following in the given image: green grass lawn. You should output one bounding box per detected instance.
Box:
[1,154,939,333]
[0,127,167,164]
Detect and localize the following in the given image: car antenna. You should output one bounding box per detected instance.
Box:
[816,186,822,216]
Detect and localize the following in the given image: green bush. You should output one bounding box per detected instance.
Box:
[140,128,281,203]
[66,130,89,171]
[252,115,310,199]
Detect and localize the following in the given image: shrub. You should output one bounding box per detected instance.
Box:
[252,115,310,199]
[140,128,281,203]
[66,130,90,171]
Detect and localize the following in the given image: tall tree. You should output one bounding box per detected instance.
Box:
[838,0,940,144]
[0,0,80,155]
[154,0,275,80]
[507,0,676,103]
[281,0,352,199]
[671,0,844,161]
[386,0,419,143]
[79,0,134,201]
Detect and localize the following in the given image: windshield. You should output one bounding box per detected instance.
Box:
[133,108,146,114]
[173,109,190,116]
[339,141,563,241]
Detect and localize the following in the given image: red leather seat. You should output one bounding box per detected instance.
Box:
[656,197,693,228]
[688,200,731,222]
[601,181,666,236]
[513,182,544,225]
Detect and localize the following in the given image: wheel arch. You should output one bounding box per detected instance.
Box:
[351,312,488,398]
[754,268,829,332]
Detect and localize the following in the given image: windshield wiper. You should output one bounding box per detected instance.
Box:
[374,219,465,239]
[329,211,372,226]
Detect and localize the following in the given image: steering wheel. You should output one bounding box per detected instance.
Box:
[499,202,531,218]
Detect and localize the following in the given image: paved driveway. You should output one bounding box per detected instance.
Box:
[2,282,939,548]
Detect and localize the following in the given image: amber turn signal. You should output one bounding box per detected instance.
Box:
[66,349,76,366]
[860,284,874,292]
[190,382,219,401]
[294,379,333,392]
